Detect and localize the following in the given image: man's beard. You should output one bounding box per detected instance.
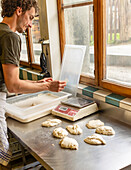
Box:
[16,27,24,33]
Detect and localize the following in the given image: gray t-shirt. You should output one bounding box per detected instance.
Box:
[0,23,21,92]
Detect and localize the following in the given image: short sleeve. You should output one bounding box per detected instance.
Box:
[1,32,21,66]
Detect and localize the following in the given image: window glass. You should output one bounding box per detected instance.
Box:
[17,32,28,62]
[0,0,2,22]
[106,0,131,86]
[32,16,41,64]
[64,5,94,77]
[63,0,93,5]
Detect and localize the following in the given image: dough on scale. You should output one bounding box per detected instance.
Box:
[53,127,68,138]
[84,134,106,145]
[86,119,104,129]
[41,119,62,127]
[66,124,82,135]
[59,137,78,150]
[95,126,115,135]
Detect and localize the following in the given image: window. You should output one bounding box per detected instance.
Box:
[106,0,131,86]
[19,18,42,70]
[32,15,41,65]
[19,17,41,70]
[57,0,131,97]
[17,32,28,62]
[58,0,97,85]
[0,1,2,22]
[64,4,94,77]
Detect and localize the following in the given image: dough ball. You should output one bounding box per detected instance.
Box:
[41,119,62,127]
[86,119,104,129]
[84,134,106,145]
[59,137,78,150]
[31,103,36,106]
[95,126,115,135]
[66,124,82,135]
[53,127,68,138]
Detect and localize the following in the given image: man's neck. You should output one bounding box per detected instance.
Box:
[1,16,17,32]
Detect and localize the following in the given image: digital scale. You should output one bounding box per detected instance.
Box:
[52,97,98,121]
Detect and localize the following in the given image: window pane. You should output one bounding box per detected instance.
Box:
[64,5,94,77]
[106,0,131,86]
[63,0,93,5]
[18,33,28,62]
[0,2,2,22]
[32,16,41,64]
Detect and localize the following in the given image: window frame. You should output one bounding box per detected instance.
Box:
[57,0,131,97]
[20,27,41,70]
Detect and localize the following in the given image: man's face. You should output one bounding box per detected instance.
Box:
[16,7,35,33]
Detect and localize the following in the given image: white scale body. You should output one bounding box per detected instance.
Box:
[52,97,98,121]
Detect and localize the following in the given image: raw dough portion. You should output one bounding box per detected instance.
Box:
[31,103,36,106]
[95,126,115,135]
[84,134,106,145]
[86,119,104,129]
[53,127,68,138]
[41,119,62,127]
[59,137,78,150]
[66,125,82,135]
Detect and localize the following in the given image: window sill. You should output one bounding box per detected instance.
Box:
[77,84,131,112]
[19,67,44,81]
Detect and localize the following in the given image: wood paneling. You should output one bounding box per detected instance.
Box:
[57,0,66,61]
[27,28,35,65]
[62,1,93,9]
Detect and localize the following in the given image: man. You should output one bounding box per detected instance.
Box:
[0,0,66,167]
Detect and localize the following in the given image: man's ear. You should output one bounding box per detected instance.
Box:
[16,7,22,16]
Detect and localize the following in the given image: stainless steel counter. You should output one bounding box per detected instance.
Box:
[7,110,131,170]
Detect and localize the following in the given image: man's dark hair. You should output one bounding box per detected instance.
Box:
[1,0,38,18]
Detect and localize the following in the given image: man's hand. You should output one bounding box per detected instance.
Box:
[38,78,66,92]
[37,77,53,83]
[46,80,66,92]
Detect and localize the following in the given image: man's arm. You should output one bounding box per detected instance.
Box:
[25,77,53,83]
[2,64,66,94]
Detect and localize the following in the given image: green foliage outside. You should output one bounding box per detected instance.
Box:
[90,35,94,46]
[107,33,120,44]
[90,33,120,46]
